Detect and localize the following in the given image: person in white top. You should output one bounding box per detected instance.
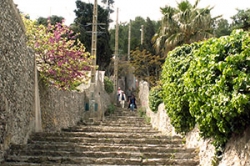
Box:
[117,87,122,104]
[119,91,127,108]
[117,87,122,96]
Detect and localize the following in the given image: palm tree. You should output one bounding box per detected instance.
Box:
[153,0,220,57]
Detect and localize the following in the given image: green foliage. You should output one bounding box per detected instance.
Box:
[104,76,114,94]
[154,0,219,57]
[161,29,250,153]
[149,85,163,112]
[109,16,160,55]
[105,104,115,116]
[130,48,164,86]
[184,29,250,147]
[69,81,82,91]
[231,8,250,31]
[213,18,232,38]
[36,15,64,26]
[161,43,200,134]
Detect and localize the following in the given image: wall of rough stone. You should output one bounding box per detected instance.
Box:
[39,80,86,132]
[39,71,110,132]
[0,0,36,162]
[138,80,250,166]
[138,81,178,136]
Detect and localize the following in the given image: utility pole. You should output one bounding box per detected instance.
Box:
[90,0,98,111]
[114,8,119,102]
[140,24,144,45]
[128,20,131,61]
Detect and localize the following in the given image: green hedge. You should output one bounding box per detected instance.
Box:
[161,43,200,134]
[160,29,250,150]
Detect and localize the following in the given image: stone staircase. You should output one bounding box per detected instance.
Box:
[3,108,200,165]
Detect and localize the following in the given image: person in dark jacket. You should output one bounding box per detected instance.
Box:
[128,94,137,111]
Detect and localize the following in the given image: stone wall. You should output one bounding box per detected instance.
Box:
[39,72,110,132]
[138,81,178,136]
[138,80,250,166]
[39,80,86,132]
[0,0,36,162]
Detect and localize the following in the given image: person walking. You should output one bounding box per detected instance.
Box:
[119,91,127,108]
[128,94,136,111]
[117,87,122,105]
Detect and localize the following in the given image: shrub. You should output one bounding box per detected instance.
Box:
[149,85,163,112]
[161,43,199,134]
[160,29,250,154]
[104,76,114,94]
[184,30,250,148]
[105,104,115,116]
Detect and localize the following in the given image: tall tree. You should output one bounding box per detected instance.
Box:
[130,48,163,86]
[109,17,161,83]
[153,0,220,57]
[73,0,113,71]
[109,16,160,55]
[100,0,115,23]
[213,18,232,37]
[36,15,64,26]
[143,17,159,54]
[231,8,250,31]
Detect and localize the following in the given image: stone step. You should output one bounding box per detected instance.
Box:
[7,149,198,159]
[28,136,184,145]
[3,163,197,166]
[101,120,147,124]
[3,106,200,165]
[9,143,189,154]
[100,123,151,127]
[80,118,147,125]
[30,132,182,140]
[109,113,139,117]
[101,119,149,123]
[105,114,142,118]
[61,126,158,134]
[5,155,199,165]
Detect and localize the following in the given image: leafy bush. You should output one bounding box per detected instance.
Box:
[184,30,250,148]
[160,29,250,153]
[149,85,163,112]
[161,43,200,134]
[105,104,115,116]
[104,76,114,94]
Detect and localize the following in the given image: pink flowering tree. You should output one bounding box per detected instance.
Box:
[23,17,93,90]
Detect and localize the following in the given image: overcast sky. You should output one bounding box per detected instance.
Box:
[13,0,250,27]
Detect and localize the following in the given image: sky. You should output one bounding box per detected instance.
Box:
[13,0,250,28]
